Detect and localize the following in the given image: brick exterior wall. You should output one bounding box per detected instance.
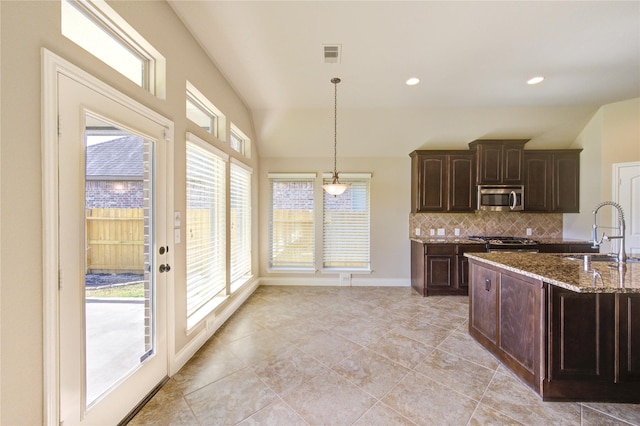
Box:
[85,180,144,208]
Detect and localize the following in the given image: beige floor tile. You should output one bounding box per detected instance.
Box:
[382,372,478,426]
[414,348,496,401]
[353,402,417,425]
[225,327,294,365]
[295,329,363,367]
[185,367,278,425]
[332,347,410,399]
[128,395,198,426]
[250,346,327,396]
[172,342,245,395]
[582,403,640,425]
[437,329,500,370]
[237,399,308,425]
[468,402,523,425]
[283,369,377,425]
[480,370,581,425]
[392,316,454,347]
[366,331,434,369]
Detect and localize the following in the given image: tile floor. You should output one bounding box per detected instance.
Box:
[130,286,640,425]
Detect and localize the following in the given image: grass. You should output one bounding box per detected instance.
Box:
[86,282,145,298]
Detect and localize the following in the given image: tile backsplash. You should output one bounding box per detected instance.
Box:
[409,211,563,239]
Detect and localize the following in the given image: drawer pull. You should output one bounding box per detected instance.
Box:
[485,278,492,291]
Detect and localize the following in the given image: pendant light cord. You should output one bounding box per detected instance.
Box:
[331,77,340,178]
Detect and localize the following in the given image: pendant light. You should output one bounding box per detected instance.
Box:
[323,77,350,196]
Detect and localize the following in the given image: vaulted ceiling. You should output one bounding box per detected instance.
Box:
[168,1,640,158]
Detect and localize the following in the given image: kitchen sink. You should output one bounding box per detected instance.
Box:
[557,254,640,264]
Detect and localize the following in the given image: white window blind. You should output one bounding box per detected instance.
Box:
[323,174,371,270]
[230,160,252,283]
[186,138,227,320]
[268,173,316,270]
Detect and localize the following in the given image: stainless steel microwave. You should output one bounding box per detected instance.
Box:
[477,185,524,211]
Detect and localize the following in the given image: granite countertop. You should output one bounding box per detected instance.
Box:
[464,252,640,293]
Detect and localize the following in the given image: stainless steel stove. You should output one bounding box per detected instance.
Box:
[468,235,539,252]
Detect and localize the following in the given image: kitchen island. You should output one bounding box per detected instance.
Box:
[465,252,640,402]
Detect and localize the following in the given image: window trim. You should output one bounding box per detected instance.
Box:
[61,0,166,98]
[229,158,253,286]
[230,123,251,158]
[186,81,225,139]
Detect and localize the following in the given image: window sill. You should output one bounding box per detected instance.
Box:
[186,294,228,335]
[267,268,317,274]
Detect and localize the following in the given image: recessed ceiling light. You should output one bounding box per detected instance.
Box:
[527,76,544,85]
[406,77,420,86]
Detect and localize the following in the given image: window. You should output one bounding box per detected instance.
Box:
[186,82,224,138]
[268,174,316,271]
[230,160,252,285]
[230,124,250,158]
[323,174,371,270]
[61,0,166,97]
[186,134,227,327]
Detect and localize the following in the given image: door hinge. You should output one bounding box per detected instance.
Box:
[57,115,61,137]
[163,127,171,142]
[58,269,63,290]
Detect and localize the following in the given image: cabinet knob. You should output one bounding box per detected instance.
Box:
[485,278,492,291]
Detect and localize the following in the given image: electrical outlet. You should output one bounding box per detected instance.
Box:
[454,228,460,236]
[526,228,532,236]
[415,228,421,236]
[437,228,445,236]
[340,273,351,286]
[430,229,435,236]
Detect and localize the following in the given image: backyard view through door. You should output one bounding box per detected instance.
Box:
[58,74,168,425]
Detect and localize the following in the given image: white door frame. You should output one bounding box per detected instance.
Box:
[613,161,640,252]
[41,48,175,425]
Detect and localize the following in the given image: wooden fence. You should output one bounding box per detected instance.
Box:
[86,208,145,274]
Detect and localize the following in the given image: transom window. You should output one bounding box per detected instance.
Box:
[186,82,224,138]
[230,124,250,158]
[61,0,165,97]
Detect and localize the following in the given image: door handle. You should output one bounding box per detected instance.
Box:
[159,264,171,273]
[159,246,169,255]
[485,278,492,291]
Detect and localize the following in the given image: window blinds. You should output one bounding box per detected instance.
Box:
[268,174,316,270]
[323,175,371,270]
[230,161,252,283]
[186,140,226,319]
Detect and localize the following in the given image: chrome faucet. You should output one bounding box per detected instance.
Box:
[591,201,627,264]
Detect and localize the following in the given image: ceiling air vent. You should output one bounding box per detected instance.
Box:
[323,44,341,64]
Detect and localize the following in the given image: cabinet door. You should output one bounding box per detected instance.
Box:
[503,145,524,184]
[499,273,541,377]
[411,241,426,296]
[524,152,551,212]
[552,152,580,213]
[426,256,454,288]
[417,155,446,212]
[477,145,502,184]
[470,262,498,343]
[618,294,640,383]
[548,287,614,382]
[449,154,475,211]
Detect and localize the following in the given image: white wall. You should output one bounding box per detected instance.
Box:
[565,97,640,240]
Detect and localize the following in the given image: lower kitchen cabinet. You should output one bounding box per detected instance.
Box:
[411,241,485,296]
[538,243,599,253]
[469,258,640,402]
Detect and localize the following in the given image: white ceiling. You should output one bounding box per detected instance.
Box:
[168,1,640,158]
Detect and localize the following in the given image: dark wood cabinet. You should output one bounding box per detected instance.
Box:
[469,258,640,402]
[524,150,581,213]
[468,139,528,185]
[537,242,598,253]
[410,150,474,213]
[411,241,486,296]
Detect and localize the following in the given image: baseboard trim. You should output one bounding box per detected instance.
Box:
[259,276,410,287]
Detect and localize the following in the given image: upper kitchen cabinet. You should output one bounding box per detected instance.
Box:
[410,150,475,213]
[468,139,528,185]
[524,149,582,213]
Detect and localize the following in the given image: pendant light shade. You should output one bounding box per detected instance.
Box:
[323,77,350,196]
